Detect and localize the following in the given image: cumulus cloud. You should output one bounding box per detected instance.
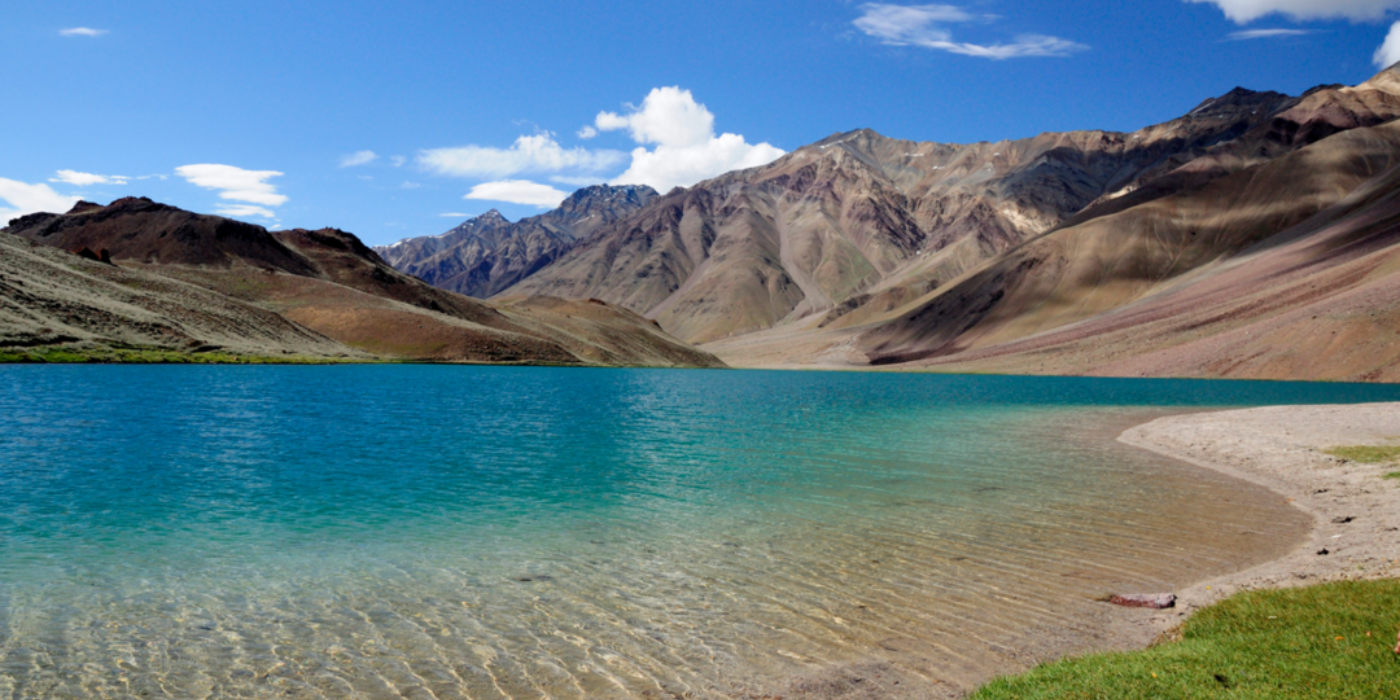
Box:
[1376,21,1400,67]
[59,27,107,37]
[1187,0,1400,22]
[464,180,571,208]
[176,164,286,218]
[339,150,378,167]
[1227,28,1312,39]
[595,87,785,192]
[418,134,626,179]
[50,170,128,186]
[0,179,82,226]
[577,126,599,140]
[854,3,1088,59]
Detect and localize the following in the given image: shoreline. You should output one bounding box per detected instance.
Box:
[1116,402,1400,641]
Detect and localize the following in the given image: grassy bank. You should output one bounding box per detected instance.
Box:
[973,579,1400,699]
[0,346,360,364]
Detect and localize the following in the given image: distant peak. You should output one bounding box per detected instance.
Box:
[1363,62,1400,95]
[480,209,507,221]
[67,200,104,215]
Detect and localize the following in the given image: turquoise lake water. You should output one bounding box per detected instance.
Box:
[2,366,1399,698]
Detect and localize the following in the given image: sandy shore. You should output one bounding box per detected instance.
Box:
[1118,402,1400,639]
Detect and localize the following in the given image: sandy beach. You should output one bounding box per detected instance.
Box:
[1118,402,1400,641]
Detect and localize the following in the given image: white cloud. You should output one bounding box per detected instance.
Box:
[1376,21,1400,67]
[59,27,107,37]
[595,87,785,192]
[464,180,570,208]
[1187,0,1400,22]
[439,212,471,218]
[175,164,287,216]
[1227,28,1312,39]
[50,170,128,186]
[0,179,82,226]
[213,204,277,219]
[339,150,378,168]
[854,3,1087,59]
[577,126,599,140]
[390,155,407,167]
[418,134,626,178]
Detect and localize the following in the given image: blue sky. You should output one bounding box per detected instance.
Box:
[4,0,1399,246]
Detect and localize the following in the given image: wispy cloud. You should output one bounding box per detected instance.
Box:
[464,180,571,208]
[854,3,1087,59]
[439,212,471,218]
[212,204,277,218]
[0,179,82,226]
[50,170,128,186]
[1227,28,1312,39]
[59,27,108,37]
[418,134,626,179]
[1187,0,1400,22]
[339,150,378,168]
[175,164,286,219]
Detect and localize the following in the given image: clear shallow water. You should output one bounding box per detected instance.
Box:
[1,367,1398,699]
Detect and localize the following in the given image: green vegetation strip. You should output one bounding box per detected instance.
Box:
[973,580,1400,700]
[0,346,355,365]
[1326,445,1400,463]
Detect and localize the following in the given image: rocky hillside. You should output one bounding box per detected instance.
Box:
[375,184,657,298]
[3,198,722,367]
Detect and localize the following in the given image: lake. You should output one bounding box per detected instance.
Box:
[3,366,1398,698]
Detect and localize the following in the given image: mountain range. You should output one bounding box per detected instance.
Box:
[379,65,1400,382]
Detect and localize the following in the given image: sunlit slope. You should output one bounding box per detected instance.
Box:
[857,121,1400,381]
[0,229,358,358]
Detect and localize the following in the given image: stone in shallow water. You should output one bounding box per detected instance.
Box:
[1109,593,1176,609]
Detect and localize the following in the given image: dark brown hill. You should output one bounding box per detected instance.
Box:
[9,197,318,275]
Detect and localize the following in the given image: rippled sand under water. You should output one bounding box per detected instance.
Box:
[0,367,1369,699]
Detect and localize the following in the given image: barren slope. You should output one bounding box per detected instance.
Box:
[0,230,358,359]
[5,200,723,367]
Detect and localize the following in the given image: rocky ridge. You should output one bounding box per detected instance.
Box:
[375,184,658,298]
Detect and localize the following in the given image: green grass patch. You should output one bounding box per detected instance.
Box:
[972,579,1400,700]
[1385,472,1400,481]
[1326,445,1400,463]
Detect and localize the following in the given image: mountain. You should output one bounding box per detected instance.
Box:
[374,184,657,298]
[486,67,1400,381]
[503,86,1309,343]
[3,197,722,367]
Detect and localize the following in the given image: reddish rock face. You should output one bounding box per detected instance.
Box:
[1109,593,1177,609]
